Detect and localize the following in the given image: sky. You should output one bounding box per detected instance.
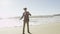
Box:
[0,0,60,18]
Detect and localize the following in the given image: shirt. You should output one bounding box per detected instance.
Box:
[23,11,31,20]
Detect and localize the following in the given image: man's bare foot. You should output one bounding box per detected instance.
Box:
[28,32,32,34]
[22,33,25,34]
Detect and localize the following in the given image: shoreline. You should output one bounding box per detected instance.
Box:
[0,23,60,34]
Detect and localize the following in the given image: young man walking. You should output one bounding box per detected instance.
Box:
[20,8,31,34]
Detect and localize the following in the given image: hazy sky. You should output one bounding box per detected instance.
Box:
[0,0,60,18]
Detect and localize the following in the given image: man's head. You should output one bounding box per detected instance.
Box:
[23,8,27,11]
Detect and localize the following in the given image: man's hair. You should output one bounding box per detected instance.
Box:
[23,8,27,10]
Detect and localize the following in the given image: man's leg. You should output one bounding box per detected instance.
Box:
[27,21,31,34]
[27,21,29,33]
[23,21,25,34]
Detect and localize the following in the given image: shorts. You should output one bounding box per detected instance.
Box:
[23,19,29,22]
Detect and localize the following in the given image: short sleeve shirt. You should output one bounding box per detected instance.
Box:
[23,11,30,21]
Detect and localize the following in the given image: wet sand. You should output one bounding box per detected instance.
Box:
[0,23,60,34]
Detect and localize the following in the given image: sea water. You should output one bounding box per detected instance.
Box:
[0,16,60,28]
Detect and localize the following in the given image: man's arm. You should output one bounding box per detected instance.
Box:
[20,15,23,20]
[29,13,31,16]
[28,11,31,16]
[20,13,24,20]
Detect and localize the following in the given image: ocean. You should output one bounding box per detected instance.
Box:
[0,16,60,28]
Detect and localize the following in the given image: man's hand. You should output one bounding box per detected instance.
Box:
[20,16,23,20]
[20,18,22,20]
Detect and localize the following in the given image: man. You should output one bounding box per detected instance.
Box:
[20,8,31,34]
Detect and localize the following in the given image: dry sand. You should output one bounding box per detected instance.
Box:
[0,23,60,34]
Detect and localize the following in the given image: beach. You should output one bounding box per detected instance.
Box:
[0,23,60,34]
[0,16,60,34]
[0,0,60,34]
